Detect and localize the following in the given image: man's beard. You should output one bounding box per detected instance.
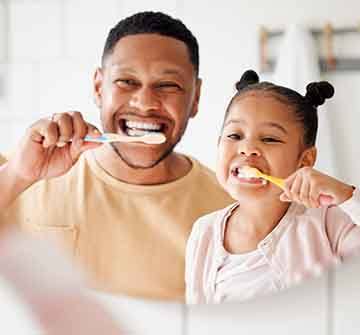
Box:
[110,140,179,170]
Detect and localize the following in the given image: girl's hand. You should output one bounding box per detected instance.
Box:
[279,167,354,208]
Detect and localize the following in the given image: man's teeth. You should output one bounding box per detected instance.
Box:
[125,120,162,131]
[126,129,147,137]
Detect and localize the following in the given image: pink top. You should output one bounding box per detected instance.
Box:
[185,188,360,304]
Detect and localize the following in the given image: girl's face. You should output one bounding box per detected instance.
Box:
[216,93,316,201]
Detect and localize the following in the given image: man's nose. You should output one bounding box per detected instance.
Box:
[237,140,261,157]
[129,87,160,112]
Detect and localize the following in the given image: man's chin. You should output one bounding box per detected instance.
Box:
[110,143,175,170]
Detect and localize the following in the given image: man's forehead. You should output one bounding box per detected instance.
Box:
[103,34,195,75]
[112,34,186,54]
[109,63,187,75]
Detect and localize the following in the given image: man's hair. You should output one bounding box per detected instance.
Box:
[102,11,199,76]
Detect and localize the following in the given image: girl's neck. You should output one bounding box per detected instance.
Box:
[224,199,291,254]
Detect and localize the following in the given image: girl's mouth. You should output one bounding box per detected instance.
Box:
[230,166,268,185]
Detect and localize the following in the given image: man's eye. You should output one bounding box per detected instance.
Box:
[116,79,138,86]
[227,134,242,140]
[157,82,182,91]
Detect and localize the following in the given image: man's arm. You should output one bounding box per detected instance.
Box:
[0,111,102,210]
[0,162,33,209]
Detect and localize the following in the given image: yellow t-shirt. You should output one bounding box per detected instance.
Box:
[1,151,233,301]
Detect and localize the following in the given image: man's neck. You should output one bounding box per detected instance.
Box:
[92,146,192,185]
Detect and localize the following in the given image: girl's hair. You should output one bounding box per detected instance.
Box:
[223,70,335,147]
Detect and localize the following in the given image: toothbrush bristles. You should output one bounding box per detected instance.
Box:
[240,166,261,178]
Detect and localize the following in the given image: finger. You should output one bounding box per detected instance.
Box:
[289,174,302,204]
[86,123,101,136]
[299,178,311,208]
[283,173,297,197]
[52,113,74,145]
[279,192,291,202]
[69,122,102,159]
[309,185,320,208]
[69,138,101,162]
[39,120,60,148]
[69,111,88,140]
[27,119,49,144]
[72,122,102,151]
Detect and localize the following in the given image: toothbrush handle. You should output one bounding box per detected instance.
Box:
[83,135,108,143]
[262,173,334,206]
[263,175,285,190]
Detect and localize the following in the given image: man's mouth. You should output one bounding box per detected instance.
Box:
[120,120,166,138]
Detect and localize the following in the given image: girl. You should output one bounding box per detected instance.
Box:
[185,70,360,304]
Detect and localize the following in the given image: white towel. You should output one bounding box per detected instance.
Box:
[272,24,337,177]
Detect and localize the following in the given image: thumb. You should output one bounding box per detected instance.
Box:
[280,192,291,202]
[70,127,103,160]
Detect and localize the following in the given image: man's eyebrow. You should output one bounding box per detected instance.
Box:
[161,69,183,75]
[224,120,288,134]
[110,66,185,79]
[110,65,136,74]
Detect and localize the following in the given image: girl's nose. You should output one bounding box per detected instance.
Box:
[238,141,261,157]
[129,87,160,112]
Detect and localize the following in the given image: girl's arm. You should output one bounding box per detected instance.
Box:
[279,167,360,258]
[326,187,360,258]
[185,216,215,304]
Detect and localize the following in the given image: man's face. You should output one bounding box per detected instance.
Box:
[94,33,201,169]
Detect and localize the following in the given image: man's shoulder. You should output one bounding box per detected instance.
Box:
[189,157,219,185]
[189,157,232,198]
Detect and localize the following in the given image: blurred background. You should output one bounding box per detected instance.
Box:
[0,0,360,185]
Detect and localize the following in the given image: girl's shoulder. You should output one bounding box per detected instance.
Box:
[191,202,238,238]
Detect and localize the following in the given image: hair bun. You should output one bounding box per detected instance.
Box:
[305,81,334,107]
[235,70,260,91]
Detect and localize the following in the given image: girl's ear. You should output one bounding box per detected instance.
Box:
[299,146,317,168]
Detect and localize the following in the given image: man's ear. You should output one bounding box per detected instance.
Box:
[190,78,202,118]
[93,67,104,108]
[299,146,317,168]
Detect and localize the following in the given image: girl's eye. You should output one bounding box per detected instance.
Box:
[262,137,281,143]
[227,134,242,140]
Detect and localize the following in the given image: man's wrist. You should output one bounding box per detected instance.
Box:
[0,163,34,208]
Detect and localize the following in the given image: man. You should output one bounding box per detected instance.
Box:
[0,12,233,301]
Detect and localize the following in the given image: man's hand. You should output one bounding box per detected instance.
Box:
[279,167,354,208]
[7,111,102,186]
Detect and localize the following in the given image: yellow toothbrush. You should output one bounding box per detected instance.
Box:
[240,166,333,205]
[240,166,285,190]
